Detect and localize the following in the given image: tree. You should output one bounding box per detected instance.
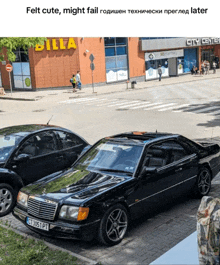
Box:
[0,37,47,62]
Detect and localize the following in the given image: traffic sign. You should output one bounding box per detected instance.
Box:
[6,64,13,72]
[90,62,95,71]
[89,54,95,62]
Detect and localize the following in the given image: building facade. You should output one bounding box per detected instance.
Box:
[0,37,220,90]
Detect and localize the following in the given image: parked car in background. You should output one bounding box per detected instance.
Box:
[0,124,89,217]
[13,132,220,245]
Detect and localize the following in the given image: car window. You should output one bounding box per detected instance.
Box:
[18,131,57,157]
[160,140,187,163]
[0,135,23,161]
[55,131,83,150]
[144,144,170,168]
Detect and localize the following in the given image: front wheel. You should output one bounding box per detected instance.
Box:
[98,204,128,246]
[0,183,16,217]
[193,167,211,198]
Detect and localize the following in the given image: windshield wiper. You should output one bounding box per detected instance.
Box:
[97,168,133,176]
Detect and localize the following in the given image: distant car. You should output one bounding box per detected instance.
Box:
[0,124,89,217]
[13,132,220,245]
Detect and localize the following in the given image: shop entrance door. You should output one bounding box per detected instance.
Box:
[145,59,169,80]
[168,58,178,76]
[201,49,214,68]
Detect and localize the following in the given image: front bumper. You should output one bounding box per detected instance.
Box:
[13,206,100,241]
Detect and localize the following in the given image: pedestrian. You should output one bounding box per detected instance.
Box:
[76,71,81,90]
[212,61,216,74]
[158,65,162,81]
[206,61,210,74]
[201,61,205,75]
[71,74,77,92]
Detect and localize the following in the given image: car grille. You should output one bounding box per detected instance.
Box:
[27,196,58,221]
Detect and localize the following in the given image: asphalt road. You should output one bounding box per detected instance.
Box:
[1,78,220,264]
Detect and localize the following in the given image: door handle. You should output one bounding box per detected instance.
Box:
[175,167,182,172]
[56,155,64,160]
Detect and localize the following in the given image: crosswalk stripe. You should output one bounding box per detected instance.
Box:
[194,106,220,113]
[172,104,190,112]
[84,98,107,105]
[116,101,143,108]
[119,101,150,109]
[107,100,131,107]
[130,102,163,109]
[158,104,179,111]
[97,99,121,106]
[144,103,176,110]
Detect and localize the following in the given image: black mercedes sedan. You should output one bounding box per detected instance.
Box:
[0,124,89,217]
[13,132,220,245]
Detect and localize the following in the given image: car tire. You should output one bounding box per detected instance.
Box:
[193,167,211,198]
[0,183,16,217]
[98,204,128,246]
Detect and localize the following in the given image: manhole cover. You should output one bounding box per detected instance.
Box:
[32,109,45,112]
[48,93,58,95]
[0,110,4,112]
[116,109,128,111]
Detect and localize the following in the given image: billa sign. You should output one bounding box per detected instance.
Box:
[35,38,77,51]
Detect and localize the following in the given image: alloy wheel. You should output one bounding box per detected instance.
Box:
[106,208,128,242]
[198,169,211,195]
[0,187,13,214]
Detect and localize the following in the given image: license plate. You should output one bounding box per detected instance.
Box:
[26,217,49,231]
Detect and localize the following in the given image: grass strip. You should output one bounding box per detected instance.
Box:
[0,225,78,265]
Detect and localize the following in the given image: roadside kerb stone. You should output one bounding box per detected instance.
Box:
[0,223,99,265]
[1,70,220,101]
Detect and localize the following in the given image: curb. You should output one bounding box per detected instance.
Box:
[0,96,37,101]
[0,223,99,265]
[1,75,220,101]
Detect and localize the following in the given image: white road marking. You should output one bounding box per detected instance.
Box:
[144,103,176,110]
[193,106,220,113]
[130,102,163,109]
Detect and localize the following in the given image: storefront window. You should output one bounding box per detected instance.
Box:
[104,37,128,82]
[12,48,32,89]
[183,48,197,73]
[201,48,215,68]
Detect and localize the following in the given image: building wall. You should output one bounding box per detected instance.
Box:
[77,37,106,85]
[128,38,145,78]
[0,48,11,89]
[31,37,80,89]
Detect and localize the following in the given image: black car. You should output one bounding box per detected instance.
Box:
[0,124,89,217]
[13,132,220,245]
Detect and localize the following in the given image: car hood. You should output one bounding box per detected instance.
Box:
[22,168,132,203]
[0,161,5,168]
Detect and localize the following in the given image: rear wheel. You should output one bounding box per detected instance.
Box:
[194,167,211,198]
[98,204,128,246]
[0,184,16,217]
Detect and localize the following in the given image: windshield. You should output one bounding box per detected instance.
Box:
[75,139,143,174]
[0,135,23,162]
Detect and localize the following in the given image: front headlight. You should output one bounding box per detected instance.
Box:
[59,205,89,221]
[17,191,28,208]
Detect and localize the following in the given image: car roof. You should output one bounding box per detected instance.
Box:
[0,124,67,138]
[106,131,180,145]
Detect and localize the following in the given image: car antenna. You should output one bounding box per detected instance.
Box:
[156,129,157,134]
[47,115,53,125]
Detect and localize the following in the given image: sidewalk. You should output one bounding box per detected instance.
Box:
[1,69,220,101]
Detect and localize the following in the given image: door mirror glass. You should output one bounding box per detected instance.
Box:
[14,153,31,162]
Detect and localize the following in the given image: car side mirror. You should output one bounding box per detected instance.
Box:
[14,153,31,162]
[140,166,157,177]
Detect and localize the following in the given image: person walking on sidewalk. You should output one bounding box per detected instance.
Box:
[201,61,205,75]
[76,71,81,90]
[158,65,162,81]
[71,74,77,92]
[206,61,210,74]
[212,61,217,74]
